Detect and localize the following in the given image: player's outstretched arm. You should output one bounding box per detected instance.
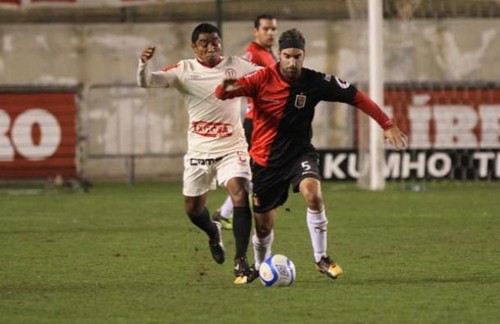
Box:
[137,45,171,88]
[222,78,241,91]
[215,78,245,100]
[137,46,156,87]
[384,125,408,150]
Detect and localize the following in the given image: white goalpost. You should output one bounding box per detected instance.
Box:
[350,0,422,190]
[366,0,385,190]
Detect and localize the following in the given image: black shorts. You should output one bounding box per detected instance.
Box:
[251,151,320,213]
[243,117,253,149]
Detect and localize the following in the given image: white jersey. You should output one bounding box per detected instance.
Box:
[137,56,260,157]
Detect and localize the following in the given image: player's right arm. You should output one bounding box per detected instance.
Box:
[215,68,261,100]
[215,78,249,100]
[137,45,177,88]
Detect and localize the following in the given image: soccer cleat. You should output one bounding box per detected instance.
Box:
[233,257,253,284]
[212,210,233,230]
[245,265,260,284]
[315,256,343,279]
[208,221,225,264]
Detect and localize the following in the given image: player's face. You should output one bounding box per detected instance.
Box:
[191,32,223,66]
[278,48,304,80]
[254,18,277,49]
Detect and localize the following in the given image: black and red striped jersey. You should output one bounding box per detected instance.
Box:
[215,63,393,167]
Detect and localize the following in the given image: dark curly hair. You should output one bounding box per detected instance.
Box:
[191,23,221,44]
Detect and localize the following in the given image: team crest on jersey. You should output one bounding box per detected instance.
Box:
[295,94,307,109]
[225,68,237,79]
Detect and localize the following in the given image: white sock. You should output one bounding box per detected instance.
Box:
[219,195,233,219]
[307,208,328,263]
[252,231,274,269]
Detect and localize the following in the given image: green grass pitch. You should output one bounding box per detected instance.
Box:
[1,181,499,323]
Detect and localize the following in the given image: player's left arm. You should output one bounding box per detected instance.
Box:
[351,90,407,150]
[215,68,260,100]
[320,73,408,150]
[215,78,248,99]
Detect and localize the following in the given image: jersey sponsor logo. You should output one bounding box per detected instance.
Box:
[295,94,307,109]
[225,68,237,79]
[189,156,223,166]
[191,121,233,138]
[335,76,350,89]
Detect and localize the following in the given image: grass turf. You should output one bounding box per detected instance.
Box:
[1,181,499,323]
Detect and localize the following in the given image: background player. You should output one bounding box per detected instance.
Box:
[213,14,278,230]
[215,28,408,282]
[137,23,260,284]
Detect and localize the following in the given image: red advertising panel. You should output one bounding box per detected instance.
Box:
[0,92,77,179]
[384,85,500,149]
[349,84,500,181]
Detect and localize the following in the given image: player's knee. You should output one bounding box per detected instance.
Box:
[228,184,250,206]
[305,195,323,211]
[184,198,204,215]
[254,217,273,237]
[255,225,272,238]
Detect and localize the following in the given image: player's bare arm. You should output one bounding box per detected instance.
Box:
[384,125,408,150]
[140,45,156,63]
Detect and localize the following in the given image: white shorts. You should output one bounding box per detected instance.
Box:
[182,151,251,197]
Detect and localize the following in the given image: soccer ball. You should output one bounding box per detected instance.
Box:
[259,254,296,287]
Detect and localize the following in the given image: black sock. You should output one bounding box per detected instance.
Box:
[233,206,252,259]
[187,208,217,239]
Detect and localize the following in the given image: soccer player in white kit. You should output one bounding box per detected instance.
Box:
[137,23,260,284]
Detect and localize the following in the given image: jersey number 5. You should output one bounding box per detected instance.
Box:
[301,161,311,171]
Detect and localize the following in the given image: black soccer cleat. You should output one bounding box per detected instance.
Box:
[245,264,260,284]
[234,258,260,284]
[208,221,225,264]
[233,256,251,284]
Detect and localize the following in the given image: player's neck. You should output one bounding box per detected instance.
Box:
[196,57,222,68]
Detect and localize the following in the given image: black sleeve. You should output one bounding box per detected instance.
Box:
[314,71,358,104]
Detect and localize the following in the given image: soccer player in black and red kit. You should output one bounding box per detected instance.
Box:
[213,14,278,230]
[215,28,408,281]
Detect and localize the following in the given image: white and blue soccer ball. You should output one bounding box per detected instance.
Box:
[259,254,296,287]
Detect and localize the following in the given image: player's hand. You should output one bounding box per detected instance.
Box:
[384,125,408,150]
[222,78,241,91]
[140,45,156,63]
